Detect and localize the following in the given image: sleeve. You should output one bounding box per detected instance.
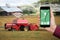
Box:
[53,25,60,38]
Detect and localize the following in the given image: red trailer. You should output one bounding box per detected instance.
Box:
[4,19,39,31]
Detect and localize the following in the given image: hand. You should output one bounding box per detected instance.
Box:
[44,9,57,33]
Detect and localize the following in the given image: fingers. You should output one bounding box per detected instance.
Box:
[45,27,54,33]
[50,8,54,18]
[44,28,50,30]
[44,28,51,32]
[50,8,56,26]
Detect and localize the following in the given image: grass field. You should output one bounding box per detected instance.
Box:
[0,27,60,40]
[0,15,60,40]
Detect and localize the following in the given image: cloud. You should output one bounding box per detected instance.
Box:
[0,0,39,6]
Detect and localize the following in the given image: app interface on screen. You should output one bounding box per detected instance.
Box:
[40,9,50,25]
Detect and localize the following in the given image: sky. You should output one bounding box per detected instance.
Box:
[0,0,39,6]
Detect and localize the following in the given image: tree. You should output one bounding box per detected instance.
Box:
[21,6,37,15]
[40,0,59,3]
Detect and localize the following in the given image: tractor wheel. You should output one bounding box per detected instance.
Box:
[20,25,25,31]
[8,27,12,31]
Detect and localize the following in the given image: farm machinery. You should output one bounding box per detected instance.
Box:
[4,19,39,31]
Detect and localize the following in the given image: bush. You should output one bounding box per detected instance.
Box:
[22,6,37,15]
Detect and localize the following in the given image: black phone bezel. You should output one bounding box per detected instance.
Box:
[40,6,50,27]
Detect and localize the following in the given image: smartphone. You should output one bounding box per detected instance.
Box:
[40,6,50,27]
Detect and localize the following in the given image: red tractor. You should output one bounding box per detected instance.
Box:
[4,19,39,31]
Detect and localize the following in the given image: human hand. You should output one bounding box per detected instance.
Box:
[44,9,57,33]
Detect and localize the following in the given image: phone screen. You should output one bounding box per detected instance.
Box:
[40,7,50,27]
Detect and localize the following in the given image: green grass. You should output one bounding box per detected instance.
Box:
[0,27,60,40]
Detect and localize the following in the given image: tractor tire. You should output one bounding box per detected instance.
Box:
[20,25,25,31]
[8,27,12,31]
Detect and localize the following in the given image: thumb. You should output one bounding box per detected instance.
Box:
[44,28,51,31]
[45,28,54,33]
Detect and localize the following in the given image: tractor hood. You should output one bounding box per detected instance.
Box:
[17,19,28,23]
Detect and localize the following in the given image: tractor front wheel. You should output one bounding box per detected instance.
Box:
[8,27,12,31]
